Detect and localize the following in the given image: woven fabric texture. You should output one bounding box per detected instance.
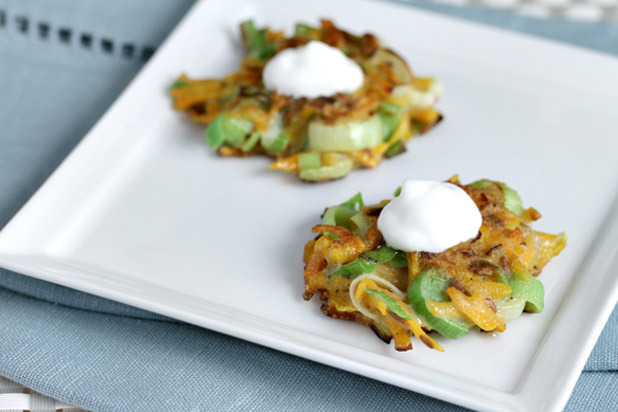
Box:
[430,0,618,21]
[0,376,87,411]
[0,1,617,411]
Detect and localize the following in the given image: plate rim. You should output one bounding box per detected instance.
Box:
[1,0,618,411]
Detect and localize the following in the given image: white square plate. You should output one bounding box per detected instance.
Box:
[1,0,618,410]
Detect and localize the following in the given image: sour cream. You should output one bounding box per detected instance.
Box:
[262,41,364,98]
[377,180,482,253]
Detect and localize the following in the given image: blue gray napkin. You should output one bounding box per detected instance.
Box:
[0,1,616,410]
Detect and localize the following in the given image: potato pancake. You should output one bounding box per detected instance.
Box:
[170,20,443,181]
[303,176,566,351]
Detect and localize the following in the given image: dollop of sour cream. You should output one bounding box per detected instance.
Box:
[377,180,482,254]
[262,41,364,98]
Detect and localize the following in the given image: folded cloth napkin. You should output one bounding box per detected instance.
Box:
[0,0,616,411]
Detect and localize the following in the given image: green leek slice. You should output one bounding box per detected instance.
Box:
[364,246,398,263]
[385,141,404,157]
[350,212,372,238]
[170,78,188,90]
[298,153,321,171]
[299,155,353,181]
[266,134,288,153]
[205,115,226,149]
[339,192,364,209]
[509,273,544,313]
[322,192,364,230]
[330,246,406,279]
[205,115,253,149]
[330,258,377,279]
[502,185,524,215]
[224,117,254,147]
[408,269,473,339]
[470,179,524,215]
[322,206,357,230]
[261,113,284,149]
[307,115,383,152]
[241,132,261,152]
[390,252,408,267]
[240,20,276,60]
[294,23,311,37]
[365,289,412,320]
[378,101,402,141]
[496,296,526,322]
